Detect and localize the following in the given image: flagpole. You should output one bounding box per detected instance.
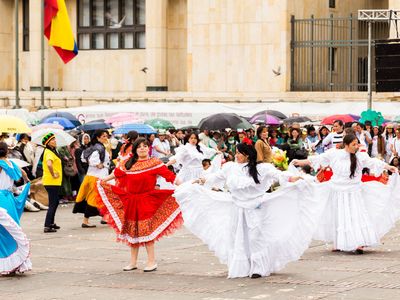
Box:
[14,0,21,109]
[39,0,46,110]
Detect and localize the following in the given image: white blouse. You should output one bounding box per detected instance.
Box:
[204,162,290,209]
[309,149,386,187]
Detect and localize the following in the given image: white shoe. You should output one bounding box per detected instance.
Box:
[143,263,157,272]
[25,201,40,212]
[123,264,137,271]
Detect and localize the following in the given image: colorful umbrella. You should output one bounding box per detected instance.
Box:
[283,116,312,124]
[198,113,253,131]
[0,115,31,133]
[359,110,385,126]
[42,112,81,127]
[105,113,143,127]
[31,128,76,147]
[321,114,357,125]
[40,117,76,130]
[251,110,287,120]
[145,118,175,130]
[31,123,64,133]
[249,114,281,125]
[114,123,157,135]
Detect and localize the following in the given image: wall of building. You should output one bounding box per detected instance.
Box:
[0,1,14,90]
[167,0,188,91]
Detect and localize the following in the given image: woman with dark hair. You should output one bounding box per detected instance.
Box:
[314,125,330,154]
[74,133,91,183]
[118,130,139,163]
[96,138,183,272]
[74,129,110,228]
[287,128,306,161]
[174,142,323,279]
[166,132,219,183]
[384,124,396,162]
[370,126,385,159]
[294,134,400,254]
[254,126,272,163]
[0,142,32,274]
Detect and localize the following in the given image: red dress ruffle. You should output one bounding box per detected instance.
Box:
[96,157,183,247]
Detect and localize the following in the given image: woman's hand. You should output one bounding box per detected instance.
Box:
[289,176,303,183]
[193,177,206,185]
[387,165,399,174]
[96,163,104,169]
[52,172,60,179]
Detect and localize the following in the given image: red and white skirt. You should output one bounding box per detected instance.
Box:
[96,181,183,247]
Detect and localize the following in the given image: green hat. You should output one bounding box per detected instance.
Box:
[42,132,55,146]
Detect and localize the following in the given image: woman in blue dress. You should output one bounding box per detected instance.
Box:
[0,141,31,275]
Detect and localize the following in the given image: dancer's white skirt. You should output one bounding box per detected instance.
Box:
[174,180,325,278]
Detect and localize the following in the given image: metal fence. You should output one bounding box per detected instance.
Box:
[290,14,389,91]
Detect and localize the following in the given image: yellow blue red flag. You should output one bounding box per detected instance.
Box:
[44,0,78,63]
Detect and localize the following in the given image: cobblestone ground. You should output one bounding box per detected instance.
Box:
[2,204,400,300]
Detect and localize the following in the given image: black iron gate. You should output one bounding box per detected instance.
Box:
[290,14,389,91]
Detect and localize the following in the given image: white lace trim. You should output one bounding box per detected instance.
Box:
[123,163,164,175]
[96,180,123,231]
[117,209,181,244]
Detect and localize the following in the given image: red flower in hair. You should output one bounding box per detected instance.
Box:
[242,137,253,146]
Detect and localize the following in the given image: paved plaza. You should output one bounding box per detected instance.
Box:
[2,204,400,300]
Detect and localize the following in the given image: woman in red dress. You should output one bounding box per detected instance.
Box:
[97,138,183,272]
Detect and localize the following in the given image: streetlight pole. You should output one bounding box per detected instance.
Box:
[367,21,372,110]
[14,0,21,109]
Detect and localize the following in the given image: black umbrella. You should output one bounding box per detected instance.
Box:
[283,116,312,124]
[198,113,252,131]
[251,110,287,120]
[76,121,111,132]
[41,111,81,127]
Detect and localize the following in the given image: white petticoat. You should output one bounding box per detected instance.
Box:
[313,174,400,251]
[0,208,32,275]
[174,180,325,278]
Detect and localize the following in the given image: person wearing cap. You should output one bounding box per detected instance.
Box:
[152,130,171,163]
[42,133,63,233]
[384,124,396,162]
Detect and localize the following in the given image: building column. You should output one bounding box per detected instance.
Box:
[389,0,400,38]
[145,0,168,91]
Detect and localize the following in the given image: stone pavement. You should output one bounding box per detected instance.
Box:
[2,204,400,300]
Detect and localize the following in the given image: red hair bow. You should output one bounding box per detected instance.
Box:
[242,137,253,146]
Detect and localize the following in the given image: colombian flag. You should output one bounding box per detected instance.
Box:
[44,0,78,64]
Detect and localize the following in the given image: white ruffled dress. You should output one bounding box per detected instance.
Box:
[172,143,217,183]
[309,149,400,251]
[174,162,325,278]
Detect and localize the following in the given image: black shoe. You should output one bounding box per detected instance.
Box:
[353,248,364,255]
[100,220,108,225]
[251,274,262,279]
[81,223,96,228]
[50,224,60,230]
[44,227,57,233]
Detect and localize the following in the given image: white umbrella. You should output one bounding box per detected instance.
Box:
[9,158,30,168]
[31,123,64,133]
[31,128,76,147]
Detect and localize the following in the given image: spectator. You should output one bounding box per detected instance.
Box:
[254,125,272,163]
[152,130,171,163]
[370,126,385,159]
[42,133,63,233]
[322,120,344,150]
